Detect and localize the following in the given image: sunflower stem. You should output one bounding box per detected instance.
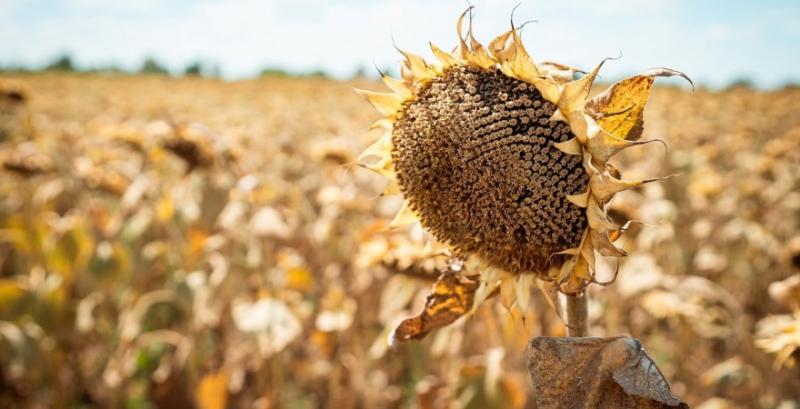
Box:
[566,292,588,337]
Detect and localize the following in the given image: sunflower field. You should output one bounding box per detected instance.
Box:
[1,61,799,408]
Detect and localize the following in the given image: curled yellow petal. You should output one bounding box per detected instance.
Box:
[357,132,392,163]
[369,118,393,131]
[455,7,495,69]
[566,191,590,208]
[398,49,435,83]
[586,198,619,231]
[538,61,585,84]
[389,200,418,228]
[421,239,451,258]
[580,241,595,270]
[532,78,562,105]
[455,7,473,61]
[564,111,602,145]
[549,108,567,123]
[361,155,394,178]
[553,247,580,257]
[430,42,460,68]
[590,229,627,257]
[466,28,496,69]
[514,274,534,312]
[574,256,592,280]
[488,29,514,62]
[381,75,412,99]
[507,25,541,81]
[355,89,404,117]
[589,172,660,202]
[584,128,648,165]
[471,268,501,315]
[553,137,582,156]
[558,58,608,115]
[382,178,400,196]
[500,272,517,310]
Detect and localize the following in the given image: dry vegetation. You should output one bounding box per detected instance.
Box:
[0,73,799,408]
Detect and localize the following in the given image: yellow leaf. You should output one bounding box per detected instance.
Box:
[589,68,691,141]
[589,75,654,141]
[196,370,229,409]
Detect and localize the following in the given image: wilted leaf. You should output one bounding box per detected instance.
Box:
[526,336,687,409]
[391,270,479,343]
[588,69,691,141]
[588,76,654,141]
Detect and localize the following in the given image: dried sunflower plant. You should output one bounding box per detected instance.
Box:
[358,8,692,408]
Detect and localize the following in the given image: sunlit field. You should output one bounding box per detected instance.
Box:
[1,73,799,408]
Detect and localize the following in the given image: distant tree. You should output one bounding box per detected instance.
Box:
[140,57,169,75]
[86,64,125,74]
[184,61,203,76]
[259,67,328,79]
[305,69,328,79]
[260,67,290,77]
[726,77,754,90]
[45,54,75,71]
[0,64,33,73]
[351,65,368,79]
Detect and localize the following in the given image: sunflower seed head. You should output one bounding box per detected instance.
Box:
[392,65,588,273]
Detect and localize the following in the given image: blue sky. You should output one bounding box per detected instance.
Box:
[1,0,798,88]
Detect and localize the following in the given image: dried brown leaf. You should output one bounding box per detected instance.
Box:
[526,336,688,409]
[391,270,479,343]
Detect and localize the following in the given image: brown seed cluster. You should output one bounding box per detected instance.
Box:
[392,65,588,274]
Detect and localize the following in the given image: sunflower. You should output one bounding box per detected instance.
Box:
[357,8,691,316]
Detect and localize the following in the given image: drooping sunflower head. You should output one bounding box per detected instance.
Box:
[358,8,690,308]
[393,64,588,275]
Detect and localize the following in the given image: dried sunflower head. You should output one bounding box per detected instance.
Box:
[357,8,690,312]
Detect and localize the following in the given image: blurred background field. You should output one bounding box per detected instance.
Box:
[1,70,800,408]
[2,1,800,408]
